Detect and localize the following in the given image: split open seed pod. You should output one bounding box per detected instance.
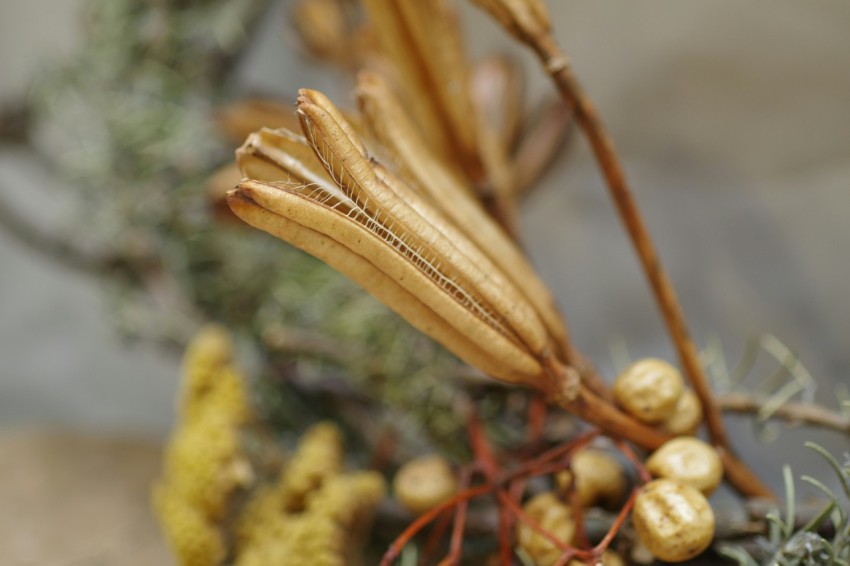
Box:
[228,89,578,400]
[469,0,551,43]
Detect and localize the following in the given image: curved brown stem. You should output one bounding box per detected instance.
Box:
[523,34,773,500]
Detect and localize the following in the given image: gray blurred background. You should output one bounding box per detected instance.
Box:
[1,0,848,563]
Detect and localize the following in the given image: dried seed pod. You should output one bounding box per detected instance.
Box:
[356,71,573,361]
[292,0,350,63]
[613,358,684,423]
[516,492,575,566]
[661,388,703,436]
[361,0,480,173]
[646,437,723,496]
[470,55,525,154]
[469,0,551,43]
[228,92,579,398]
[555,449,627,509]
[392,455,457,515]
[632,479,715,563]
[216,99,299,143]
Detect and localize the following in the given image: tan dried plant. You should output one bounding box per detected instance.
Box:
[228,89,579,401]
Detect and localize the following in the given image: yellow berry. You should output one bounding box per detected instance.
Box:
[555,449,627,509]
[646,437,723,496]
[632,479,715,562]
[567,550,624,566]
[661,388,703,436]
[393,455,457,515]
[516,492,575,566]
[613,358,683,423]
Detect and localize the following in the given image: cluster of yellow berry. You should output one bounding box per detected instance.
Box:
[152,326,385,566]
[615,359,720,563]
[388,358,722,565]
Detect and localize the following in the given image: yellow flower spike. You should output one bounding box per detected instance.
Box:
[233,423,386,566]
[154,325,256,565]
[152,485,226,566]
[280,421,343,510]
[180,324,233,417]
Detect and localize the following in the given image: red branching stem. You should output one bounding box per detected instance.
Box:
[379,485,491,566]
[527,394,549,444]
[613,439,652,484]
[499,490,573,552]
[567,478,590,550]
[594,488,638,554]
[423,509,454,564]
[442,467,473,565]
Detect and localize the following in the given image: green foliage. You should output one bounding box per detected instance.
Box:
[717,443,850,565]
[26,0,479,455]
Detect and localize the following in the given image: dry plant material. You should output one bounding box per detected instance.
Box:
[632,479,715,563]
[468,0,774,499]
[229,87,689,452]
[470,0,551,43]
[470,55,525,155]
[361,0,520,234]
[661,388,703,436]
[646,437,723,496]
[613,358,684,424]
[216,99,300,143]
[515,492,576,566]
[291,0,351,63]
[392,454,459,515]
[555,448,627,509]
[228,89,577,396]
[356,70,575,363]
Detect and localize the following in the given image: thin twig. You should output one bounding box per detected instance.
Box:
[718,393,850,435]
[523,33,773,499]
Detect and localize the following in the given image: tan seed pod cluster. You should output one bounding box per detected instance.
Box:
[291,0,350,62]
[646,437,723,496]
[355,70,573,362]
[469,0,551,43]
[555,449,627,509]
[361,0,479,173]
[632,479,715,563]
[228,89,578,399]
[516,492,575,566]
[392,455,458,515]
[613,358,684,423]
[661,388,703,436]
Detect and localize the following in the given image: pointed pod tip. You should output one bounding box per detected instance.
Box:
[226,182,259,207]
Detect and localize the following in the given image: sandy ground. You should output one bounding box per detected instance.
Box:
[0,0,849,563]
[0,430,171,565]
